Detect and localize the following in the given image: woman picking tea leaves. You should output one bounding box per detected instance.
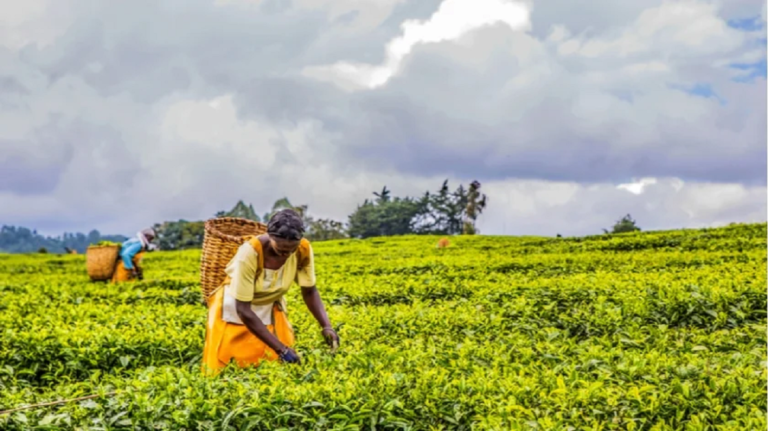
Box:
[202,209,339,374]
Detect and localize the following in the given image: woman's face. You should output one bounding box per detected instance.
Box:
[269,235,300,257]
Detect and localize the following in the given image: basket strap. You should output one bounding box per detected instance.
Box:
[296,239,310,271]
[247,236,265,282]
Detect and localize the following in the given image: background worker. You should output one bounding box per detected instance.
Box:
[112,228,158,282]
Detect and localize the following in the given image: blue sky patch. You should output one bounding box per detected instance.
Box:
[729,59,767,83]
[669,82,726,105]
[727,16,764,32]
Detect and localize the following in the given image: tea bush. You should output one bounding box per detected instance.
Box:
[0,223,765,429]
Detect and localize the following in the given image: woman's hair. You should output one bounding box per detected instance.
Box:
[267,209,305,241]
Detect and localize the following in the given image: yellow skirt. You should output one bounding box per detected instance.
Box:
[202,287,295,375]
[111,252,145,283]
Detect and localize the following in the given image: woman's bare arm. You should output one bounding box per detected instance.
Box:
[235,300,285,352]
[301,286,332,329]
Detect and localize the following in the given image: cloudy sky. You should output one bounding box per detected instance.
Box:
[0,0,765,237]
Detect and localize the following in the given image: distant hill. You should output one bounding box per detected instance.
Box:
[0,225,128,254]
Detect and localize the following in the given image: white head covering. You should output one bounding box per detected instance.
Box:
[137,228,157,250]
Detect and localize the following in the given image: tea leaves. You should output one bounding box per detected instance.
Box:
[0,223,765,429]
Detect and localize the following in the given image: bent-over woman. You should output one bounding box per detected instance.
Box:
[112,228,157,283]
[202,209,339,374]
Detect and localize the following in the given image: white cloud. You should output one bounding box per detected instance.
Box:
[622,61,670,74]
[562,1,744,59]
[477,178,766,236]
[0,0,764,238]
[158,95,279,170]
[296,0,408,31]
[303,0,531,89]
[0,0,73,50]
[618,178,659,195]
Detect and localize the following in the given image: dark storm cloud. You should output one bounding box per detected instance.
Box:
[333,87,767,184]
[0,122,75,194]
[0,146,69,194]
[0,117,142,194]
[17,0,332,102]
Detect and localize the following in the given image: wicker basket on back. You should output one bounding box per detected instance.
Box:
[86,245,121,281]
[200,217,267,304]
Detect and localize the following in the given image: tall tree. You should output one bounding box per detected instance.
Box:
[423,180,453,234]
[418,180,474,235]
[373,186,391,204]
[463,180,487,235]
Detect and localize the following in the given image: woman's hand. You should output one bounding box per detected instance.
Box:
[322,327,340,351]
[278,346,301,364]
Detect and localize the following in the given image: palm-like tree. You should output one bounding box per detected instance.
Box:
[373,186,391,204]
[463,180,487,235]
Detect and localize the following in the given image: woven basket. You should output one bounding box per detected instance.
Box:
[200,217,267,303]
[86,245,121,281]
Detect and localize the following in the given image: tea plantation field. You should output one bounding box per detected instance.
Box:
[0,224,766,430]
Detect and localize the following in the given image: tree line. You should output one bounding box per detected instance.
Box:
[0,226,127,254]
[152,179,488,250]
[1,179,650,254]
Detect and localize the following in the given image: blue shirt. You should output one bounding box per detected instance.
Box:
[119,238,144,270]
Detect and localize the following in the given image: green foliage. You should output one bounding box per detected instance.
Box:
[348,180,489,238]
[347,187,428,239]
[107,198,346,252]
[261,197,347,242]
[463,180,487,235]
[605,214,642,234]
[0,226,127,254]
[152,220,205,251]
[305,218,347,242]
[2,184,484,255]
[0,223,765,429]
[418,181,465,235]
[154,200,270,251]
[89,241,121,248]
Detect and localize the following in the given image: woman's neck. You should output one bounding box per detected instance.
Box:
[259,235,282,260]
